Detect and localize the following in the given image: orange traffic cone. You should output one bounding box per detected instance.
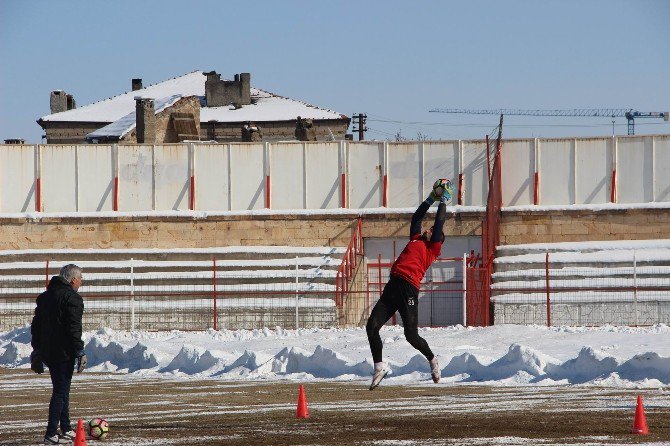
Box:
[296,384,310,419]
[632,395,649,435]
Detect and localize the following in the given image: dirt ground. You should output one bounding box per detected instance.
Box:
[1,368,669,446]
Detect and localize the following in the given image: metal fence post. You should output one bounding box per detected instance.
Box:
[295,256,300,330]
[633,250,638,327]
[545,252,551,327]
[45,260,49,289]
[213,257,217,330]
[130,258,135,331]
[462,253,467,326]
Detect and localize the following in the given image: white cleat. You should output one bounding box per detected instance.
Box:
[430,357,441,383]
[369,362,391,390]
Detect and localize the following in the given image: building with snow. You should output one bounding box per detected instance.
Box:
[36,71,351,144]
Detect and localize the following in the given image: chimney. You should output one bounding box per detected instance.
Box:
[66,94,76,110]
[132,78,143,91]
[239,73,251,105]
[204,71,222,106]
[50,91,67,114]
[135,97,156,144]
[203,71,251,107]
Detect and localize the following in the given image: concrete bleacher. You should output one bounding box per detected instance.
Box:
[491,240,670,325]
[0,246,345,331]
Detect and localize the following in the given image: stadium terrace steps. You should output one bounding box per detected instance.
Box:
[491,239,670,325]
[0,247,345,297]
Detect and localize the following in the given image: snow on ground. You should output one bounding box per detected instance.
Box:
[2,324,670,388]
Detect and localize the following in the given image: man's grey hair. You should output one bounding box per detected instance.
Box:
[59,264,82,282]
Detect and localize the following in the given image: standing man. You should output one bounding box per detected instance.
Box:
[31,264,87,445]
[366,180,453,390]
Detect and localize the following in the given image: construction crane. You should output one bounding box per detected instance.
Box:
[428,108,669,135]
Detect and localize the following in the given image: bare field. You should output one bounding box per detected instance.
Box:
[1,368,669,445]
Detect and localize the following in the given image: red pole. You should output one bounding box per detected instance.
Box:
[213,257,217,330]
[458,173,464,205]
[45,260,49,289]
[341,173,347,208]
[189,175,195,210]
[485,135,491,181]
[265,175,271,208]
[610,169,617,203]
[382,174,388,207]
[533,172,539,205]
[545,252,551,327]
[113,176,119,211]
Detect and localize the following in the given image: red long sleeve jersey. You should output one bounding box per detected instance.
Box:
[390,234,443,290]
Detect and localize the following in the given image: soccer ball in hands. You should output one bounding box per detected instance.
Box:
[88,418,109,440]
[432,178,454,200]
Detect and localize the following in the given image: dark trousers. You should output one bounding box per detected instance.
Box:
[44,358,75,437]
[366,275,435,364]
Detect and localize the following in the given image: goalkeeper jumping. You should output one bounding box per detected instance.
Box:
[367,179,453,390]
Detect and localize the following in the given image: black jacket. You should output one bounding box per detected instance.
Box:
[31,276,84,363]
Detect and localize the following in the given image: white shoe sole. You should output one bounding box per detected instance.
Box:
[369,369,389,390]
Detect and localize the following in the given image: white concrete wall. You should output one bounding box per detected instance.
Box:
[0,145,36,213]
[347,142,383,208]
[0,135,668,213]
[230,143,265,210]
[118,145,154,211]
[194,144,230,211]
[154,144,190,210]
[77,144,114,212]
[40,145,77,212]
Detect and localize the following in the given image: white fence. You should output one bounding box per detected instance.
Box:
[0,135,668,213]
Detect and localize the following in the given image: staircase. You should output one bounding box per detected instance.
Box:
[0,246,345,331]
[491,240,670,326]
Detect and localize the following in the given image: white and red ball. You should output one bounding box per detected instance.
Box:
[87,418,110,440]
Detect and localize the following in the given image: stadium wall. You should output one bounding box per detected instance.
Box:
[2,135,669,214]
[0,206,668,250]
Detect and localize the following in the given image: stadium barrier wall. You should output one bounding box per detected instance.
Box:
[2,135,669,214]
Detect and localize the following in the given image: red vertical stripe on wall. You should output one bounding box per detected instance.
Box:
[36,178,41,212]
[266,175,271,208]
[458,173,464,205]
[113,176,119,211]
[382,175,388,207]
[610,170,616,203]
[341,173,346,208]
[534,172,539,205]
[190,176,195,210]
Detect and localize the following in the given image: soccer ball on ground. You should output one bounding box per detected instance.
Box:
[87,418,109,440]
[432,178,454,199]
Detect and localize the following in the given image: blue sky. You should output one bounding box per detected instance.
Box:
[1,0,669,143]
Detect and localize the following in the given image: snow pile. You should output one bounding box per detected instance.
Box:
[2,324,670,387]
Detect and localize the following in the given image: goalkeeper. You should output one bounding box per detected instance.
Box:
[366,179,453,390]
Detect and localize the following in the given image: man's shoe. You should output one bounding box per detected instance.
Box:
[44,435,61,445]
[60,430,76,441]
[430,357,441,383]
[369,362,391,390]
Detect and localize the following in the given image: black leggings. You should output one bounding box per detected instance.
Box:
[366,275,435,364]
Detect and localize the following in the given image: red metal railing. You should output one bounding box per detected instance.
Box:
[465,116,503,326]
[335,218,363,307]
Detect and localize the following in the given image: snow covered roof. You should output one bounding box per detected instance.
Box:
[86,94,184,140]
[38,70,348,125]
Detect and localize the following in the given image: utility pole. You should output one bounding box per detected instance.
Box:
[352,113,367,140]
